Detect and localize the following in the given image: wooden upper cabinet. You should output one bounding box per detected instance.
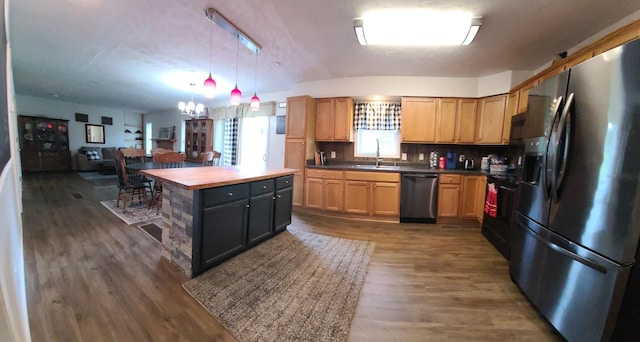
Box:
[315,97,354,142]
[475,94,507,144]
[502,91,520,144]
[333,98,353,141]
[455,99,477,144]
[286,95,316,139]
[284,139,306,171]
[401,97,437,143]
[315,98,334,141]
[435,98,457,143]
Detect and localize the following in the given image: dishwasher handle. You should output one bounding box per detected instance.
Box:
[403,174,438,178]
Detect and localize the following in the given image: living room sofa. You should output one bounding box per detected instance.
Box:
[76,146,117,172]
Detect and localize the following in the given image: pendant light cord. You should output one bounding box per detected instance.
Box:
[234,36,239,85]
[208,17,213,74]
[254,52,258,93]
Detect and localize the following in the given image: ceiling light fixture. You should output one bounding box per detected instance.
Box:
[354,10,482,46]
[179,83,205,118]
[250,51,260,111]
[205,8,262,53]
[230,37,242,106]
[203,13,217,98]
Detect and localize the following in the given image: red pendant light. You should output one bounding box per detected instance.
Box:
[250,51,260,111]
[203,15,217,98]
[230,36,241,106]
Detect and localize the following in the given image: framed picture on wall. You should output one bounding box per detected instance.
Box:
[276,115,285,134]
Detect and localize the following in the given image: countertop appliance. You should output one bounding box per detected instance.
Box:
[509,40,640,342]
[400,173,438,223]
[445,152,456,169]
[464,159,475,170]
[481,175,519,259]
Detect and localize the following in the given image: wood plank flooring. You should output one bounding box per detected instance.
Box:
[21,172,562,341]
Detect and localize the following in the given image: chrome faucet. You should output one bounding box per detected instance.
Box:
[375,138,381,167]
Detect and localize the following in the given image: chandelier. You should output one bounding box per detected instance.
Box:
[178,83,205,118]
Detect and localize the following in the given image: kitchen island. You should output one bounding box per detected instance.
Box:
[140,166,297,277]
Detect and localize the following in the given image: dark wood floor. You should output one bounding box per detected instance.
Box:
[22,172,562,341]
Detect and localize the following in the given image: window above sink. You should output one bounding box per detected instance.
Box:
[354,129,400,158]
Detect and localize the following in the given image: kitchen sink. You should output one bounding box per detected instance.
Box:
[351,164,399,169]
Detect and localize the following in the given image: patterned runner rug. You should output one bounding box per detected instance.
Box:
[183,229,375,342]
[100,199,160,225]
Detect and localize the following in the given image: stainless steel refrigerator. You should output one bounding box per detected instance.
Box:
[509,39,640,342]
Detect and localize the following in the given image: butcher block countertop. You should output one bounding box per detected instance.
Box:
[140,166,297,190]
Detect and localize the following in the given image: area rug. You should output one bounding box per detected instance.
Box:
[138,223,162,243]
[78,171,117,181]
[183,229,375,342]
[100,200,161,225]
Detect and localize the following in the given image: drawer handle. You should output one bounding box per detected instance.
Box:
[246,204,250,208]
[285,180,289,184]
[227,192,233,197]
[278,194,281,198]
[263,185,267,189]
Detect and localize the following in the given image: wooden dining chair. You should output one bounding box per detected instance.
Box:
[201,151,214,166]
[150,152,186,213]
[120,148,146,163]
[212,151,221,166]
[150,148,172,156]
[113,150,149,211]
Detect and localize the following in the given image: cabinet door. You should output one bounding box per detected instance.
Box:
[344,181,370,214]
[248,192,274,246]
[274,187,293,233]
[201,199,248,269]
[435,98,457,143]
[315,98,334,141]
[401,97,437,143]
[286,96,310,138]
[284,139,305,171]
[460,176,480,218]
[475,95,507,144]
[455,99,477,144]
[371,182,400,216]
[305,177,324,209]
[292,173,304,207]
[324,179,344,212]
[334,98,353,142]
[438,184,460,218]
[502,91,520,144]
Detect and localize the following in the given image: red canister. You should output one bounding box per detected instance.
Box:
[439,157,446,169]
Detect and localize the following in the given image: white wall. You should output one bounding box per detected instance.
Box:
[267,106,286,168]
[477,71,513,97]
[142,108,184,151]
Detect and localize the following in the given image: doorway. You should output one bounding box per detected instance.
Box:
[239,116,269,168]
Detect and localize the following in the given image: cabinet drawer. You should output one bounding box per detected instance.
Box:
[344,171,400,183]
[203,183,250,208]
[276,175,294,190]
[251,179,275,196]
[306,168,344,180]
[439,174,461,184]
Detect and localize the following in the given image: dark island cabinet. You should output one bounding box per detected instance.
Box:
[248,179,275,246]
[274,175,294,233]
[201,198,249,269]
[195,176,294,276]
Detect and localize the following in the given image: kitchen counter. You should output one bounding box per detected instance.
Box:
[138,166,296,278]
[306,163,496,176]
[140,166,297,190]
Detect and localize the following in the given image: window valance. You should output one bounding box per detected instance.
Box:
[354,102,401,130]
[208,101,276,120]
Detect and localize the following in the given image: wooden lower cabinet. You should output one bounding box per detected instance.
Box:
[292,172,304,207]
[438,174,487,221]
[304,169,344,211]
[344,181,370,214]
[438,183,461,217]
[324,179,344,212]
[371,182,400,216]
[304,177,324,209]
[343,171,400,216]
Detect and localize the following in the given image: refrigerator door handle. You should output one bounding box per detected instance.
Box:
[524,223,607,274]
[551,93,574,202]
[542,96,563,201]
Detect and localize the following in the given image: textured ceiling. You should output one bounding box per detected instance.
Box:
[9,0,640,113]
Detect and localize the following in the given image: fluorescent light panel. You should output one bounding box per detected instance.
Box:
[354,10,482,46]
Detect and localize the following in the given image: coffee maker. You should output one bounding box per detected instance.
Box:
[446,152,457,169]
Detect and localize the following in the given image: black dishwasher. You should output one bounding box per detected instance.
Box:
[400,173,438,223]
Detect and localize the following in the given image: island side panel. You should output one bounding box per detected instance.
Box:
[160,182,196,278]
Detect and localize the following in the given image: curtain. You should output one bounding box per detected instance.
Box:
[353,102,401,130]
[209,101,276,120]
[223,118,238,166]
